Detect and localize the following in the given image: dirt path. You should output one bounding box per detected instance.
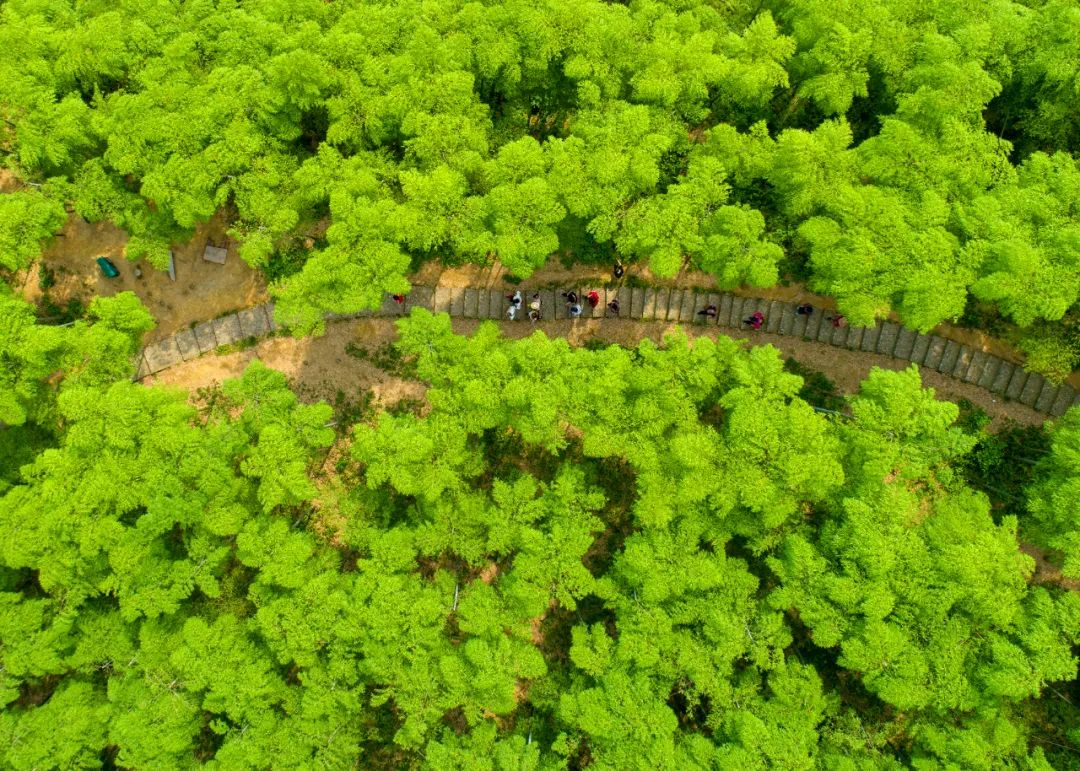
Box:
[148,316,1046,429]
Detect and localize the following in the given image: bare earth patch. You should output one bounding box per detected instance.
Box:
[19,210,267,343]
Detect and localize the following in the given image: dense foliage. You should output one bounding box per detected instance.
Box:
[2,306,1079,768]
[1,0,1079,360]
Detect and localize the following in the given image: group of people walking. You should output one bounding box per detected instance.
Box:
[402,259,851,332]
[506,261,626,322]
[507,294,845,330]
[694,301,843,331]
[506,289,619,321]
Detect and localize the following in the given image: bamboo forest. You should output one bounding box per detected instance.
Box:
[3,0,1080,766]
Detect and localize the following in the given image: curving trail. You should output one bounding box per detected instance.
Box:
[136,285,1080,423]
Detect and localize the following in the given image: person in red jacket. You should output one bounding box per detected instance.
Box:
[586,290,601,309]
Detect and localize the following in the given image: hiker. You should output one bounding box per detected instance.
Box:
[528,308,541,323]
[569,302,583,318]
[506,290,522,320]
[562,290,578,305]
[586,290,601,308]
[828,313,847,328]
[698,304,718,319]
[743,310,764,330]
[608,298,620,315]
[529,293,542,313]
[612,261,624,280]
[796,303,813,316]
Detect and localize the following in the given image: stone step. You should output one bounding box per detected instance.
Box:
[802,310,822,340]
[410,286,434,311]
[476,289,491,319]
[764,301,782,333]
[875,322,899,356]
[817,315,836,343]
[1050,385,1078,417]
[665,289,683,322]
[951,346,975,380]
[144,337,183,374]
[860,324,881,353]
[1035,380,1060,413]
[544,289,559,320]
[909,333,931,364]
[963,351,989,384]
[923,336,947,369]
[654,289,672,321]
[894,327,918,360]
[629,287,645,318]
[671,289,690,322]
[213,314,244,346]
[174,329,199,361]
[779,305,796,335]
[463,288,480,318]
[977,357,1002,390]
[990,361,1015,395]
[265,302,278,331]
[635,288,654,320]
[450,287,468,316]
[682,290,701,323]
[718,294,734,327]
[1019,372,1045,407]
[194,320,219,354]
[729,296,750,328]
[843,326,863,350]
[239,306,271,337]
[617,287,633,318]
[1005,367,1029,401]
[937,340,961,374]
[433,287,453,314]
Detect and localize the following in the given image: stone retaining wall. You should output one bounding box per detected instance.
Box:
[135,287,1080,417]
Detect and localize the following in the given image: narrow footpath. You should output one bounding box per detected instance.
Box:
[136,285,1080,426]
